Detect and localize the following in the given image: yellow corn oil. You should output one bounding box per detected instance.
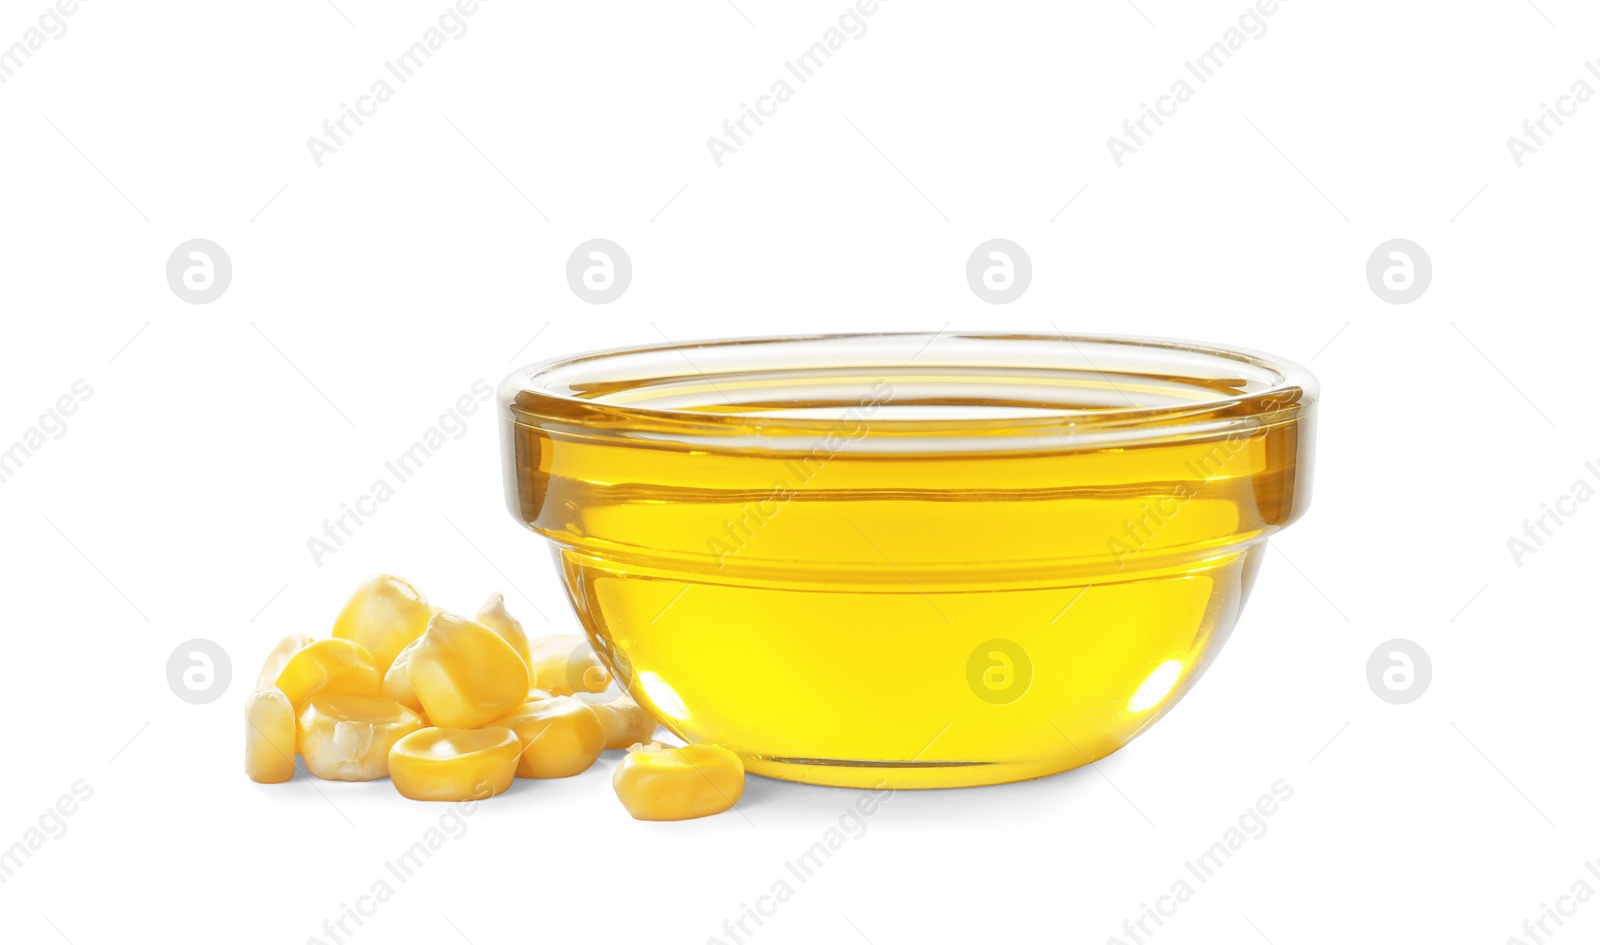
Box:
[501,334,1315,788]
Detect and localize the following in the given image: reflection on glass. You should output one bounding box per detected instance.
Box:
[1128,659,1184,713]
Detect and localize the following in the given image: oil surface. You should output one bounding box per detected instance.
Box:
[504,342,1313,788]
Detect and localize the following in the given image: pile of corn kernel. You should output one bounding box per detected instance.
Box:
[246,575,745,821]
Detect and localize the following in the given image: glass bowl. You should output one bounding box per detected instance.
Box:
[500,332,1317,788]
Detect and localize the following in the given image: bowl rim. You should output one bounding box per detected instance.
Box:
[501,330,1318,452]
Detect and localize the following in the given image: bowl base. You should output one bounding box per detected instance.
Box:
[743,753,1102,790]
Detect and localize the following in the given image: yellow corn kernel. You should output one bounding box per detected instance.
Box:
[494,697,605,779]
[297,694,424,781]
[475,592,533,674]
[388,726,521,801]
[381,638,425,715]
[406,613,529,729]
[526,635,612,696]
[332,574,436,673]
[244,688,297,784]
[575,692,659,749]
[612,742,745,821]
[255,633,313,690]
[274,638,381,709]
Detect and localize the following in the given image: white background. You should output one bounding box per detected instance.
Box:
[2,1,1597,943]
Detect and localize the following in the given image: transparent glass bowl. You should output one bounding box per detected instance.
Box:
[500,333,1317,788]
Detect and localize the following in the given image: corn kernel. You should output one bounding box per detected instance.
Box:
[575,692,659,749]
[612,742,745,821]
[381,638,425,715]
[244,688,297,784]
[332,574,435,673]
[297,694,424,781]
[388,726,521,801]
[255,633,313,690]
[526,635,612,696]
[274,638,381,709]
[494,697,605,779]
[475,592,533,674]
[406,613,529,729]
